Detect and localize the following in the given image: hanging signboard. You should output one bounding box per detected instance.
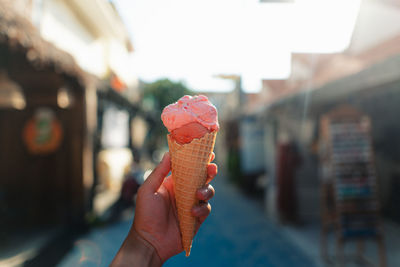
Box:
[23,107,63,155]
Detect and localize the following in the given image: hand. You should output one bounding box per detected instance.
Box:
[111,152,217,266]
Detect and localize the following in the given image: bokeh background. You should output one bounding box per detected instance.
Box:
[1,0,400,266]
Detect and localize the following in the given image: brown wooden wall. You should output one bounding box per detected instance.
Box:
[0,64,87,230]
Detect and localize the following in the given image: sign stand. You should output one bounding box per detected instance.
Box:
[319,105,386,267]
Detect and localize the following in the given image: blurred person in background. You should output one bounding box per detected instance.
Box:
[276,133,302,224]
[120,150,144,206]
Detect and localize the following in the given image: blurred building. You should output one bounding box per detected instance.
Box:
[218,0,400,225]
[20,0,136,88]
[206,79,267,195]
[256,0,400,224]
[0,0,140,236]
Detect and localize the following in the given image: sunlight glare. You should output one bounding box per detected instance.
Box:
[114,0,362,92]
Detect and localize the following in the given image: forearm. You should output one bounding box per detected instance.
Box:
[110,228,162,267]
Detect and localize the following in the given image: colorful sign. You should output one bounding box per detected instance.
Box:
[23,108,63,154]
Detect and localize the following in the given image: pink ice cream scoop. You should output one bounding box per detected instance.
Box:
[161,95,219,144]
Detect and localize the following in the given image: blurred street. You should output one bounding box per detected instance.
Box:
[2,1,400,266]
[57,173,316,267]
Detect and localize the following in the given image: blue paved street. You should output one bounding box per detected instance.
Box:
[58,175,316,267]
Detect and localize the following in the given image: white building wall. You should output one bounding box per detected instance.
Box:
[40,0,108,77]
[348,1,400,54]
[109,40,138,87]
[14,0,138,89]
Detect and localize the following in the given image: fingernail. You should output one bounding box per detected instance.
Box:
[198,188,209,198]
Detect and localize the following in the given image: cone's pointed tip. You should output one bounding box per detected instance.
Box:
[185,250,191,257]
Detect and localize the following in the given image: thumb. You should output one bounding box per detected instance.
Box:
[141,152,171,193]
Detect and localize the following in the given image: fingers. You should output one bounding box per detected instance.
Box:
[196,184,215,201]
[192,183,215,236]
[193,202,211,229]
[206,163,218,184]
[192,202,211,218]
[192,184,215,223]
[140,153,171,193]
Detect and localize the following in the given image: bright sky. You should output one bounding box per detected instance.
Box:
[113,0,361,92]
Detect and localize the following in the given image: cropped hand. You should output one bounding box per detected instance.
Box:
[111,152,217,266]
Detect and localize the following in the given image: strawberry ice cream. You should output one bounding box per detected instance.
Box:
[170,122,210,145]
[161,95,219,144]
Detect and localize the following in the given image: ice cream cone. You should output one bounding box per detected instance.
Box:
[167,130,217,257]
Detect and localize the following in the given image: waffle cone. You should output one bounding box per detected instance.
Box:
[167,131,217,257]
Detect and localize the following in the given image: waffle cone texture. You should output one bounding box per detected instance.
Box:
[167,131,217,257]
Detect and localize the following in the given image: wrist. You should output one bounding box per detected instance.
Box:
[111,227,162,267]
